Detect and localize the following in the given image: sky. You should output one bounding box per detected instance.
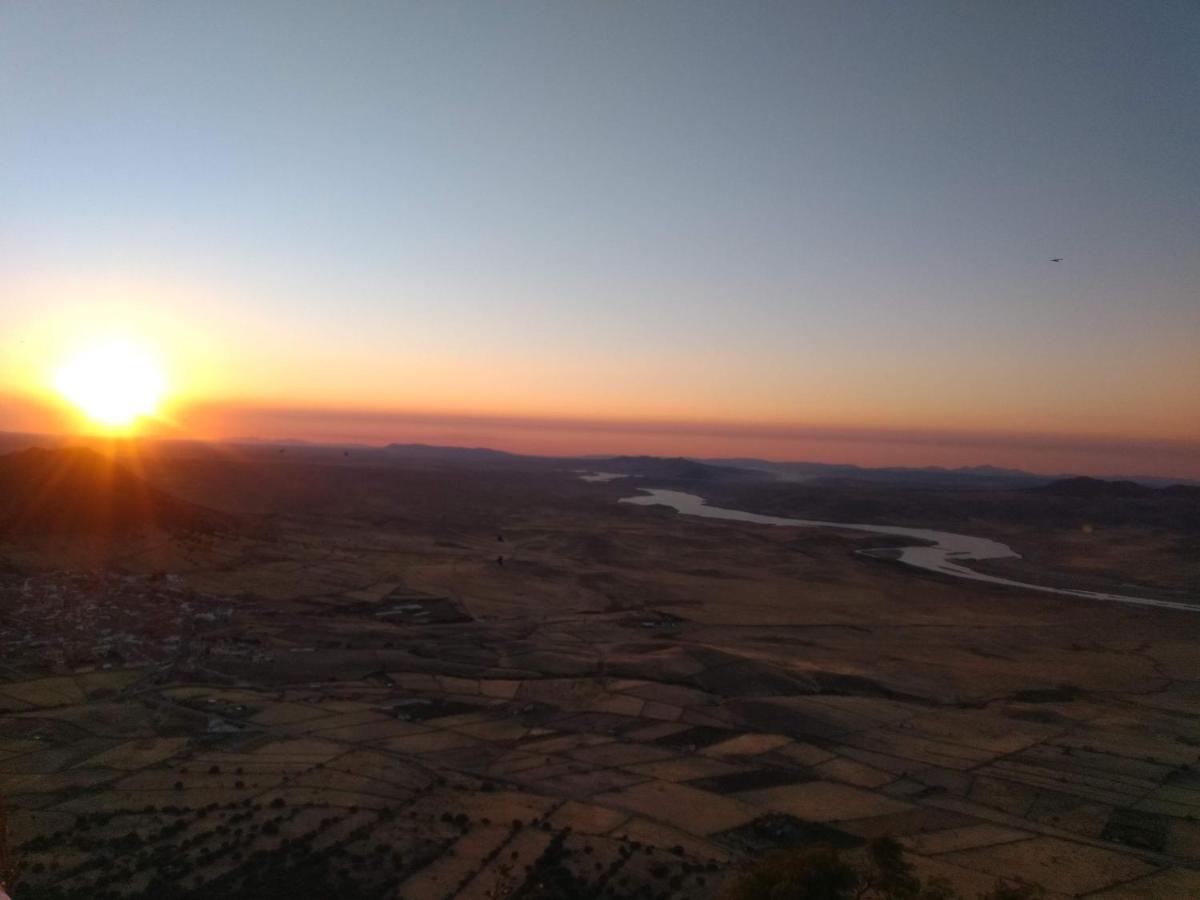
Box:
[1,2,1198,476]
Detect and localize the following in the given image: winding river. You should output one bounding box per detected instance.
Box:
[619,488,1197,613]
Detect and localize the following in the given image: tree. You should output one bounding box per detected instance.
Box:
[722,838,1043,900]
[0,794,21,897]
[723,846,858,900]
[980,883,1044,900]
[855,837,956,900]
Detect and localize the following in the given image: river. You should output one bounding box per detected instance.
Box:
[619,488,1197,613]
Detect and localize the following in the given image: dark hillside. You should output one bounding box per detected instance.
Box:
[0,447,229,537]
[1034,476,1155,499]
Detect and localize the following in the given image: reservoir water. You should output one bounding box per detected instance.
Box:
[620,488,1197,613]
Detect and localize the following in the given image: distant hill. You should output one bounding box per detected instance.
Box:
[0,447,229,537]
[701,457,1200,490]
[597,456,754,482]
[1163,484,1200,500]
[1034,476,1192,499]
[382,443,522,462]
[218,441,527,467]
[702,458,1050,489]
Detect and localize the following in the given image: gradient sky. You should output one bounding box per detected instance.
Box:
[2,2,1198,475]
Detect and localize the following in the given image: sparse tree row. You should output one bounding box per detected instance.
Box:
[1,785,1046,900]
[720,838,1043,900]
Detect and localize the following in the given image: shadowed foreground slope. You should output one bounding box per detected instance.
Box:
[0,447,229,538]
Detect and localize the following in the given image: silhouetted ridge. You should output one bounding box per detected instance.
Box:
[1035,476,1154,498]
[698,456,1197,489]
[382,443,519,461]
[602,456,752,481]
[1162,484,1200,500]
[0,447,228,536]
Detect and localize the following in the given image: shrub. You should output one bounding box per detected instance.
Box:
[723,838,1041,900]
[723,846,857,900]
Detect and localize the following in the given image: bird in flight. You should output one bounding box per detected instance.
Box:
[1050,258,1063,262]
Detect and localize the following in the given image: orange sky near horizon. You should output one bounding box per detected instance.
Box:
[2,279,1196,463]
[0,284,1195,480]
[2,384,1197,481]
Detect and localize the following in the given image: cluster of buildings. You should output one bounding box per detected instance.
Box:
[0,570,232,674]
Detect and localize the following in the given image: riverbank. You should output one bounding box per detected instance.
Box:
[620,488,1199,612]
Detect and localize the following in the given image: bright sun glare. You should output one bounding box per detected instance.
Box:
[54,338,167,430]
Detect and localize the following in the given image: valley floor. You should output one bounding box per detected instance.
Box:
[2,462,1199,898]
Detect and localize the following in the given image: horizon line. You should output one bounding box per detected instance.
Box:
[3,422,1197,485]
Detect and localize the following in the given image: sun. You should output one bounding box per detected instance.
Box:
[54,338,168,430]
